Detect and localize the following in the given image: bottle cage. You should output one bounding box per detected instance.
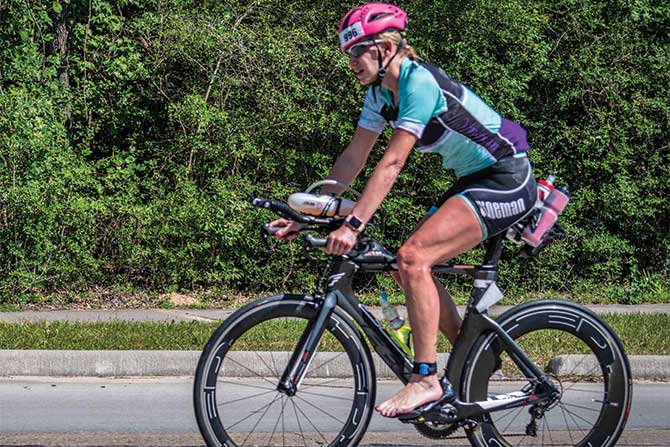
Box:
[287,180,361,217]
[505,206,566,258]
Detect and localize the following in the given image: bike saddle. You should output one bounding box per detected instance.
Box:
[396,378,458,424]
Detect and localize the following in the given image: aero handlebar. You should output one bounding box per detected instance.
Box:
[251,197,335,226]
[252,196,338,249]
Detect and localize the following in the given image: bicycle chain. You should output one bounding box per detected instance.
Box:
[415,422,533,440]
[413,376,546,440]
[414,422,463,439]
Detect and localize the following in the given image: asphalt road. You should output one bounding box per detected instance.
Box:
[0,377,669,446]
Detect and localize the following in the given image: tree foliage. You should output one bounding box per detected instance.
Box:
[1,0,668,302]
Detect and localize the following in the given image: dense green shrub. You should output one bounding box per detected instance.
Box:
[0,0,668,303]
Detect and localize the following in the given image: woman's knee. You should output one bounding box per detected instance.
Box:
[396,242,430,276]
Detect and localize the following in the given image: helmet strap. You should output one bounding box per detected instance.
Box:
[370,34,405,87]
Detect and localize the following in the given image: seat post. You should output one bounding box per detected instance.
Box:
[482,234,505,268]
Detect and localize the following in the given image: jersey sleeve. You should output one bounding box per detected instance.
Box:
[357,87,386,134]
[396,69,444,138]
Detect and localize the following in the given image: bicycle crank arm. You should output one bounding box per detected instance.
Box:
[400,391,557,425]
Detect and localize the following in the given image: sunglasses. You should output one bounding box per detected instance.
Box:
[347,39,383,58]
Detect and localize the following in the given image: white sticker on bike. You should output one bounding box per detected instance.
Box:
[328,272,346,287]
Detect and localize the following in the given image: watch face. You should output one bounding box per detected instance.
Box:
[347,215,363,229]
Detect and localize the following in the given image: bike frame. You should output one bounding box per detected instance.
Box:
[276,233,559,419]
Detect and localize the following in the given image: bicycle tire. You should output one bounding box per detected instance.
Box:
[193,294,376,447]
[461,300,632,447]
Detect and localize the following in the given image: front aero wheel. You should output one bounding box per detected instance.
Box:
[462,300,632,447]
[194,294,376,447]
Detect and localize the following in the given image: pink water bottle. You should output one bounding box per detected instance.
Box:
[537,175,556,202]
[522,185,570,247]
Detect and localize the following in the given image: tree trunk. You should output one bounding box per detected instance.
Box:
[51,1,72,128]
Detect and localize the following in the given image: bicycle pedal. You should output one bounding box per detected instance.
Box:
[398,414,423,425]
[397,385,459,424]
[394,376,458,423]
[397,403,459,425]
[425,403,459,424]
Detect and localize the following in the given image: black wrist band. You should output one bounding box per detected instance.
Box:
[412,362,438,376]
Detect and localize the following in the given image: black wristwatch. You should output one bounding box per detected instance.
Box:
[344,214,365,232]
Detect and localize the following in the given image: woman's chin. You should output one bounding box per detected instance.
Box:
[356,73,375,85]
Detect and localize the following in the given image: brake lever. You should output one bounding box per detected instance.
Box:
[305,233,328,248]
[302,233,370,260]
[263,224,284,237]
[260,225,272,247]
[261,224,282,248]
[262,223,303,247]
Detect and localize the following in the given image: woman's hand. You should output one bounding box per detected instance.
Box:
[269,218,305,241]
[326,224,359,255]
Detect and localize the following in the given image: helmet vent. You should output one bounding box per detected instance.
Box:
[370,13,392,21]
[341,9,356,28]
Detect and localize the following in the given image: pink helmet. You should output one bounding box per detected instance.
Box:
[338,3,408,51]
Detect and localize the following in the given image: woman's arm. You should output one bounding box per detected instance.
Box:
[326,128,417,255]
[349,128,417,224]
[320,126,380,196]
[270,126,379,240]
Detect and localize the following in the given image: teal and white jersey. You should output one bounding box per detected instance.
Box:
[358,58,529,177]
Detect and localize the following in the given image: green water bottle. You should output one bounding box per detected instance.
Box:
[380,291,413,359]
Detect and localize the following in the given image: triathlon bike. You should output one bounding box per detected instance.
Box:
[193,195,632,447]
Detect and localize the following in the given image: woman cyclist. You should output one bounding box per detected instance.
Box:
[272,2,537,418]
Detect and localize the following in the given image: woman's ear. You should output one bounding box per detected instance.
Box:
[383,39,395,57]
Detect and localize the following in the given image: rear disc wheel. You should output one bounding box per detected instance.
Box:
[462,301,632,447]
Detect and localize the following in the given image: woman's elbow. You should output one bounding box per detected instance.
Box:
[382,159,406,178]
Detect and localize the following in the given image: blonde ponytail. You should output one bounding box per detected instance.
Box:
[374,30,420,60]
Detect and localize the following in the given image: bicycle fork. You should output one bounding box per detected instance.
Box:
[276,292,337,396]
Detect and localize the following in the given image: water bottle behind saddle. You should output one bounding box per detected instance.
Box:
[506,174,570,256]
[521,177,570,247]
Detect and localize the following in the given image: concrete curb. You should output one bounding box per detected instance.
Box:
[1,350,668,380]
[0,350,442,378]
[1,305,668,379]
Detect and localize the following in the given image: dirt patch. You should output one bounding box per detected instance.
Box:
[161,293,200,306]
[2,288,255,311]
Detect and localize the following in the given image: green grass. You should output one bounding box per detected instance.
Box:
[0,303,20,312]
[0,314,668,354]
[0,320,219,350]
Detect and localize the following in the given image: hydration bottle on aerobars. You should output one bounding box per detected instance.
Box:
[379,291,413,358]
[288,193,356,217]
[522,183,570,247]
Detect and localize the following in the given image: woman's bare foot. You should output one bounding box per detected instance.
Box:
[375,375,443,418]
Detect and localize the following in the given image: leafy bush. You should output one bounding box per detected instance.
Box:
[1,0,668,303]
